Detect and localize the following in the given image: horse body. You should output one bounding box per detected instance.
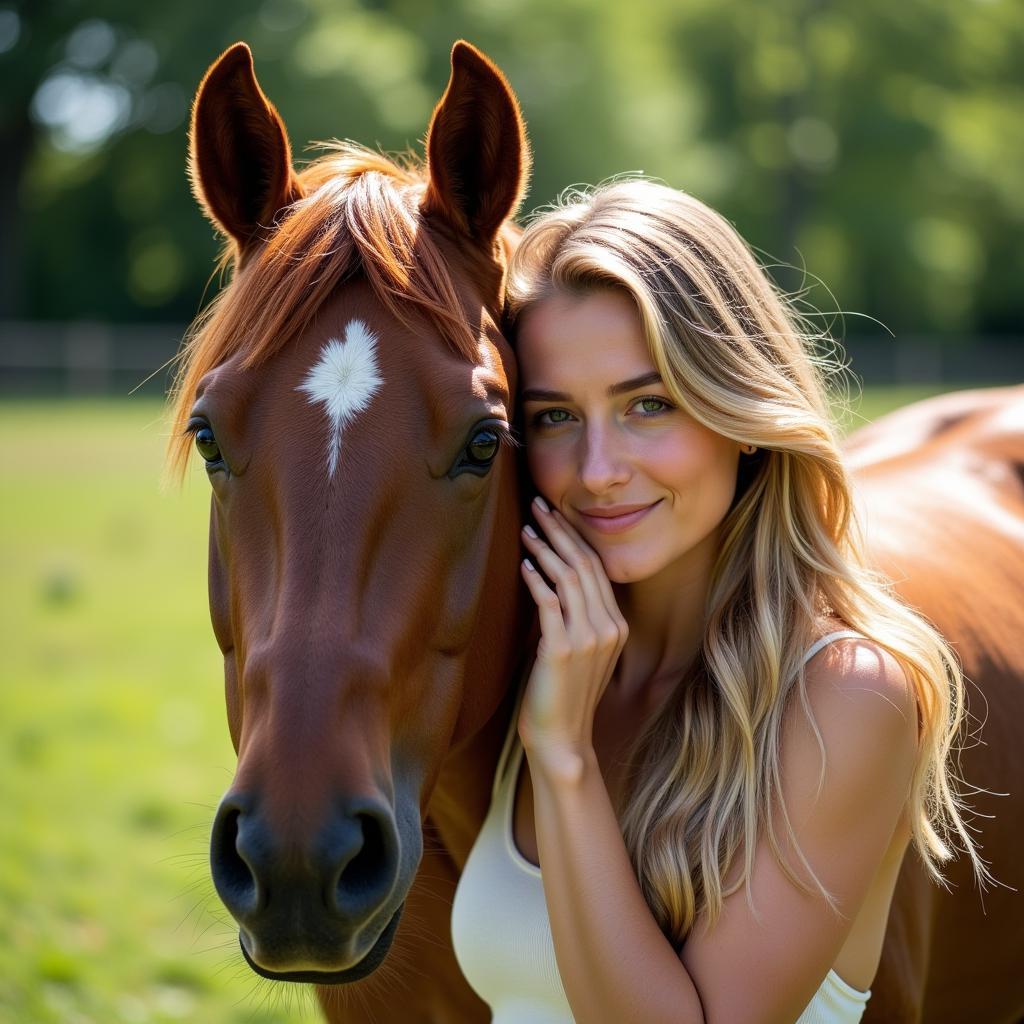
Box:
[848,387,1024,1023]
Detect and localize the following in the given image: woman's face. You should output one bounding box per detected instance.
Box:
[517,288,742,585]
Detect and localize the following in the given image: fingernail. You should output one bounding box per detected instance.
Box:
[534,496,550,513]
[523,558,536,572]
[523,525,538,539]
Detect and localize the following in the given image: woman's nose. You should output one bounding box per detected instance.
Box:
[578,424,630,493]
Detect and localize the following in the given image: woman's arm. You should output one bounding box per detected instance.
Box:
[520,501,918,1024]
[528,741,705,1023]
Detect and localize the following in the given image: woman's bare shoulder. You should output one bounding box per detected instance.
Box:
[803,625,919,729]
[785,628,919,822]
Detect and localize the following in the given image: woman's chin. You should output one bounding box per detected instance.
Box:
[597,550,658,585]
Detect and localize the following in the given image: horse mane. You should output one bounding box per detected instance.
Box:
[166,141,481,479]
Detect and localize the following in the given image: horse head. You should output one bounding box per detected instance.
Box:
[171,40,530,984]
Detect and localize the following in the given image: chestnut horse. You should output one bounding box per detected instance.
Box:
[174,42,1024,1024]
[847,386,1024,1024]
[172,41,531,1021]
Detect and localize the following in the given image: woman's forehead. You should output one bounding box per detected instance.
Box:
[517,289,656,388]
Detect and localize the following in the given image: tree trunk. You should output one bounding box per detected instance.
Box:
[0,108,33,318]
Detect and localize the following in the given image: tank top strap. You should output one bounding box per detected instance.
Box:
[801,628,865,667]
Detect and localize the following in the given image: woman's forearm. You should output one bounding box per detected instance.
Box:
[528,744,706,1024]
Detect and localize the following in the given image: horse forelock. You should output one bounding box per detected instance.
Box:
[167,141,488,479]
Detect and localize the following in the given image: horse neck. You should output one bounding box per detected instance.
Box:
[426,691,515,867]
[427,634,535,867]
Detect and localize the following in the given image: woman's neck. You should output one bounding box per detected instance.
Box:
[609,525,721,701]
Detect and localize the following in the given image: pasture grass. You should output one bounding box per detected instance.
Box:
[1,400,320,1023]
[0,386,978,1022]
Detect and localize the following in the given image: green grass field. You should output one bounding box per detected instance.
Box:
[0,387,966,1022]
[1,400,321,1023]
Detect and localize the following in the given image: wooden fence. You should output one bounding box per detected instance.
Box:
[1,321,1021,396]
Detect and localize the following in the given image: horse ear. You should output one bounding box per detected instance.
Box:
[422,41,531,245]
[188,43,304,258]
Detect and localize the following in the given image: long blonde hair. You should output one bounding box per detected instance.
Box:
[506,178,990,946]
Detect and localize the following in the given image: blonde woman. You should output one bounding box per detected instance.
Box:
[450,179,988,1023]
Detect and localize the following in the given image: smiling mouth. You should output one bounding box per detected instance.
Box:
[238,902,404,985]
[577,500,662,535]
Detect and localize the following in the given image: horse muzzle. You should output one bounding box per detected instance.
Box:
[210,790,409,982]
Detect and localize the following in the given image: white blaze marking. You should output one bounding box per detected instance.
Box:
[297,319,384,478]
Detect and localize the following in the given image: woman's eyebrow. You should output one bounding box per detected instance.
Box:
[521,371,663,403]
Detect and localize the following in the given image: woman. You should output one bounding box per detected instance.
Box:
[450,179,988,1023]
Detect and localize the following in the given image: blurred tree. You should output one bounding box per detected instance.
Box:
[4,0,1022,338]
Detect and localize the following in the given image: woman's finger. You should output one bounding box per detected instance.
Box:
[523,525,619,663]
[531,497,598,574]
[537,501,627,648]
[521,525,592,634]
[520,558,570,655]
[530,498,611,627]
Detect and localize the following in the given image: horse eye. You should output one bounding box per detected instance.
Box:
[466,429,500,465]
[450,424,505,479]
[194,426,222,464]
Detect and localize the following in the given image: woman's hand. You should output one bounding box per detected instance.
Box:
[518,495,629,763]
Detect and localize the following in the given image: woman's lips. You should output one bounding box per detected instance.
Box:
[576,500,662,535]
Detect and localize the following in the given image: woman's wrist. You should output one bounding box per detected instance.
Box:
[522,736,598,788]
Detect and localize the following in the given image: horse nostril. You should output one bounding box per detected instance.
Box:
[328,806,398,920]
[337,812,386,897]
[211,803,260,918]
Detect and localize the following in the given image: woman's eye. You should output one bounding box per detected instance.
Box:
[635,397,672,416]
[194,426,222,464]
[536,408,573,426]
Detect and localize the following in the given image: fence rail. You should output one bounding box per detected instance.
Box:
[1,322,186,396]
[1,321,1021,396]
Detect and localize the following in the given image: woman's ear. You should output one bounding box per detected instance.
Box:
[188,42,304,260]
[421,41,531,246]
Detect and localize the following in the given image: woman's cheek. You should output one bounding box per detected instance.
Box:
[526,437,566,496]
[647,430,712,481]
[669,424,740,476]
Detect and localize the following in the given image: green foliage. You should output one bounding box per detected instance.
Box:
[6,0,1023,336]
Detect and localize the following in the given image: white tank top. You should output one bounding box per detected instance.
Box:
[451,630,872,1023]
